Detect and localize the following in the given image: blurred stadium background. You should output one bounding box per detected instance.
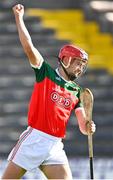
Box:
[0,0,113,179]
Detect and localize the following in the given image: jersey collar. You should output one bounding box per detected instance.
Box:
[55,68,69,82]
[55,68,79,91]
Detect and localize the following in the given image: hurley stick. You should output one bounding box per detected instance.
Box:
[80,88,94,179]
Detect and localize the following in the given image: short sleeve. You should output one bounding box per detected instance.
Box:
[74,88,83,109]
[32,61,47,82]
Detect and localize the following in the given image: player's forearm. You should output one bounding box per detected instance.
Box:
[77,116,88,135]
[15,15,33,52]
[75,108,88,135]
[75,108,96,135]
[78,120,88,135]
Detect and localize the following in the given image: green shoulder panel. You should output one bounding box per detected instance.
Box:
[64,81,82,96]
[32,61,67,87]
[32,61,47,82]
[74,87,83,109]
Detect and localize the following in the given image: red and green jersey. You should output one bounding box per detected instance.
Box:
[28,61,82,138]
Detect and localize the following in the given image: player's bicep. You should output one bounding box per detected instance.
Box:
[25,45,44,68]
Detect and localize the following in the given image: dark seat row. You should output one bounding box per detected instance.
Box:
[81,0,113,34]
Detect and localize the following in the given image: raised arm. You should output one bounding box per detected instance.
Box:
[12,4,43,67]
[75,107,96,135]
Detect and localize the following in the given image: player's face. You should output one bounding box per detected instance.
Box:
[67,58,88,80]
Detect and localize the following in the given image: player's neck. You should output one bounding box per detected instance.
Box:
[58,67,70,81]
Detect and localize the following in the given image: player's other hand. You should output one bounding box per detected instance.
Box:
[12,4,24,18]
[86,121,96,135]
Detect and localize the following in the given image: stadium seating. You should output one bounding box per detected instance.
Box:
[27,8,113,73]
[0,0,113,160]
[81,1,113,34]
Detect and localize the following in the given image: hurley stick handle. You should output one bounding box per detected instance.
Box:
[88,134,93,158]
[80,88,94,179]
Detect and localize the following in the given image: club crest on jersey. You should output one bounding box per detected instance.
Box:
[51,91,72,108]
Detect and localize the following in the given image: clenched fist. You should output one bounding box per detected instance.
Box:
[86,121,96,135]
[12,4,24,18]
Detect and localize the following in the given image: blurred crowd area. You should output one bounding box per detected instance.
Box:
[0,158,113,179]
[0,0,113,179]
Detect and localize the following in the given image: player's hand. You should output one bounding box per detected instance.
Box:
[12,4,24,18]
[86,121,96,134]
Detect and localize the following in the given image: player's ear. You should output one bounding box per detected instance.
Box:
[62,56,68,66]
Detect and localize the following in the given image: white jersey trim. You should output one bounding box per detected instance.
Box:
[56,68,69,82]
